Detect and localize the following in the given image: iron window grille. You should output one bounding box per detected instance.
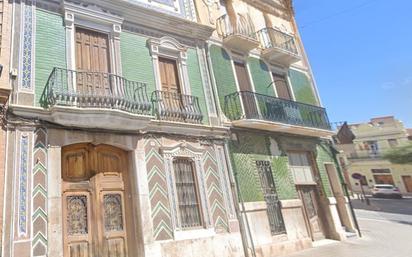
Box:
[173,158,203,229]
[256,160,286,235]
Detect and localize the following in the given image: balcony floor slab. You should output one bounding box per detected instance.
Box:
[230,119,335,138]
[10,105,153,131]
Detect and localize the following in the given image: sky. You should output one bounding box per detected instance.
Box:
[293,0,412,127]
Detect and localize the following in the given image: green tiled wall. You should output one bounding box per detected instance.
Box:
[315,143,334,197]
[288,69,317,105]
[229,132,298,202]
[208,45,238,113]
[35,10,67,105]
[247,57,275,97]
[187,49,209,124]
[120,32,156,93]
[271,156,298,200]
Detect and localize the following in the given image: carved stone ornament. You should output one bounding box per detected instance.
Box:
[202,0,220,25]
[161,142,203,160]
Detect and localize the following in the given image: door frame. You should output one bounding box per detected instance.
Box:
[296,185,324,241]
[61,143,134,257]
[63,3,123,77]
[402,176,412,192]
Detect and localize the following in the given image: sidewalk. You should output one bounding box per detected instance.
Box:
[285,210,412,257]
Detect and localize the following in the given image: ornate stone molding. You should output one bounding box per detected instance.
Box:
[147,36,192,95]
[63,1,124,75]
[161,142,213,230]
[91,0,214,41]
[18,134,29,236]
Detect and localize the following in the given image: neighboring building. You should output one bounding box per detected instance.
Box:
[336,116,412,195]
[407,129,412,141]
[196,0,356,255]
[0,0,12,253]
[0,1,356,257]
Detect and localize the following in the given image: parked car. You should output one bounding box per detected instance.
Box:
[372,184,402,198]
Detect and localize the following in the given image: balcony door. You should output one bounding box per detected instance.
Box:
[159,57,181,93]
[158,57,185,121]
[234,61,258,118]
[272,73,292,100]
[62,144,130,257]
[75,27,111,96]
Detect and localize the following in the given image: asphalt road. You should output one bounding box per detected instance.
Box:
[352,197,412,216]
[286,198,412,257]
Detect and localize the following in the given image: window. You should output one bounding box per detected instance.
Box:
[256,161,286,235]
[272,73,292,100]
[173,158,203,229]
[288,152,316,185]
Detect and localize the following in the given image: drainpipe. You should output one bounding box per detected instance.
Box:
[328,142,362,237]
[223,142,256,257]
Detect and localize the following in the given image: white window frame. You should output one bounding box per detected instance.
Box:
[63,2,124,77]
[288,152,317,185]
[269,64,296,101]
[229,52,261,117]
[147,36,191,95]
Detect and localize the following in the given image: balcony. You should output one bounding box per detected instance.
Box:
[151,90,203,124]
[224,91,333,137]
[347,151,382,161]
[256,27,301,66]
[216,13,259,53]
[38,67,153,130]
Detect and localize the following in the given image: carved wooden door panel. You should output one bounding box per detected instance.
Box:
[62,144,129,257]
[63,191,93,257]
[92,173,128,257]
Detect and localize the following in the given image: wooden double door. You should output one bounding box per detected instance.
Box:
[62,144,130,257]
[297,185,325,241]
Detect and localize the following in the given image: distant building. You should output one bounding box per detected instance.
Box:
[407,129,412,141]
[335,116,412,195]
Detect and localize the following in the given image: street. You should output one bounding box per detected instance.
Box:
[286,197,412,257]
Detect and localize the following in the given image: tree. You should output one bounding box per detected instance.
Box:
[383,143,412,164]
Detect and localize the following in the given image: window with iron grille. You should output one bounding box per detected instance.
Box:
[173,158,203,229]
[256,160,286,235]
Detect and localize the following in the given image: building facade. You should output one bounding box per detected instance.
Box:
[336,116,412,195]
[0,0,13,253]
[0,1,356,257]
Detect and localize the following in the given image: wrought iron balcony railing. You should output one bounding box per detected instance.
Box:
[256,27,298,55]
[41,68,152,115]
[151,90,203,124]
[216,13,257,40]
[224,91,331,130]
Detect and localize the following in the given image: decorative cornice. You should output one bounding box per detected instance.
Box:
[160,141,204,159]
[242,0,292,20]
[148,36,188,59]
[70,0,215,41]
